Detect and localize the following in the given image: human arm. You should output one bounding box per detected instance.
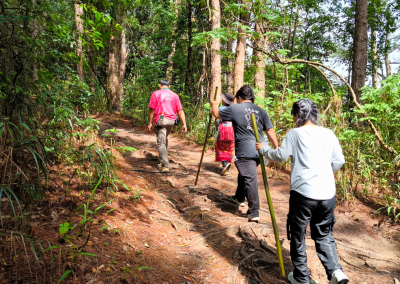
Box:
[210,99,221,119]
[265,128,279,149]
[331,135,345,172]
[178,109,187,133]
[148,108,155,131]
[256,133,293,163]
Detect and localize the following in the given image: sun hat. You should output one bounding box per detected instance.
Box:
[221,93,234,105]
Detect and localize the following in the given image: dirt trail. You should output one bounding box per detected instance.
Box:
[96,115,400,284]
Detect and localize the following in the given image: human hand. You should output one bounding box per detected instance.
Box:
[255,142,266,151]
[148,124,153,132]
[210,99,217,108]
[182,124,187,133]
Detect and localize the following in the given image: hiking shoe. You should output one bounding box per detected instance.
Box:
[229,196,245,207]
[247,216,259,223]
[288,272,319,284]
[221,163,231,176]
[158,166,169,173]
[330,269,349,284]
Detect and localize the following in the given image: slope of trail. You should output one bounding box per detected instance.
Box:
[97,114,400,284]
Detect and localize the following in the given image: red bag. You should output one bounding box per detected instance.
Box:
[219,121,234,141]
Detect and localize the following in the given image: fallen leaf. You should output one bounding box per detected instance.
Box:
[1,198,7,202]
[87,241,93,246]
[92,268,96,273]
[144,243,149,248]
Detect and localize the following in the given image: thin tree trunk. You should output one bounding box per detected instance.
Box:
[74,0,84,80]
[254,21,266,98]
[385,32,392,77]
[351,0,368,103]
[119,27,127,99]
[234,0,251,95]
[291,6,300,58]
[226,38,234,93]
[106,22,121,112]
[166,0,180,80]
[185,0,193,96]
[372,30,378,88]
[210,0,221,102]
[89,50,95,93]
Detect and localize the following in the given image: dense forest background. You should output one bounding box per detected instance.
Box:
[0,0,400,281]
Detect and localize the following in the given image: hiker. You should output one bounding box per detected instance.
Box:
[210,85,279,222]
[255,99,348,284]
[148,79,187,173]
[215,93,235,176]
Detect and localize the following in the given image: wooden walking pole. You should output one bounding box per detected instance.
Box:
[250,113,286,278]
[195,87,218,185]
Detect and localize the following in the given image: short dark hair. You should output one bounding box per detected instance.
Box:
[159,79,170,86]
[290,99,319,127]
[235,85,255,103]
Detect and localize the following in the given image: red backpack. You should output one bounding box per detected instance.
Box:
[219,121,234,141]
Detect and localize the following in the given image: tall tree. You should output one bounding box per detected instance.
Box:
[166,0,180,80]
[254,21,266,98]
[351,0,368,102]
[234,0,251,95]
[210,0,222,101]
[226,39,234,93]
[119,26,127,98]
[106,20,121,112]
[74,0,84,80]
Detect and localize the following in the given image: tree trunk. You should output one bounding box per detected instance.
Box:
[226,38,234,93]
[74,0,84,80]
[166,0,180,80]
[119,27,127,99]
[185,0,193,97]
[106,23,121,112]
[385,32,392,77]
[210,0,222,102]
[254,21,266,99]
[234,0,251,95]
[89,50,95,93]
[351,0,368,103]
[372,30,378,88]
[291,6,300,58]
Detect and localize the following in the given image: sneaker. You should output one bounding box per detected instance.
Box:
[221,163,231,176]
[330,269,349,284]
[247,216,259,223]
[288,272,319,284]
[158,166,169,173]
[229,196,245,207]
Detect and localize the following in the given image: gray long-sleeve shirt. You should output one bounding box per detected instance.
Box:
[259,127,345,200]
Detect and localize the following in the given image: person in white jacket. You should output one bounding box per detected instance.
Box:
[255,99,349,284]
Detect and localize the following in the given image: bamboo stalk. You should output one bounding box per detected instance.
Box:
[195,87,218,185]
[250,113,285,278]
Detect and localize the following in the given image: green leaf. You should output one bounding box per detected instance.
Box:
[20,123,31,132]
[57,270,72,283]
[144,243,149,248]
[79,252,98,257]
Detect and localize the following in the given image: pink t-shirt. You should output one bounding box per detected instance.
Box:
[149,88,183,124]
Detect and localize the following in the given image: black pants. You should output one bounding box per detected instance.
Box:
[234,158,260,218]
[288,191,342,283]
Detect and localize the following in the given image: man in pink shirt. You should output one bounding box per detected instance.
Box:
[148,79,187,172]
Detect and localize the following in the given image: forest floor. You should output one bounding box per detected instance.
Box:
[4,113,400,284]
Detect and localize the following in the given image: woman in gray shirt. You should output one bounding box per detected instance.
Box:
[256,99,349,284]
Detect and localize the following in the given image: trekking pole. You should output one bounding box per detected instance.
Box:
[250,113,286,278]
[195,87,218,185]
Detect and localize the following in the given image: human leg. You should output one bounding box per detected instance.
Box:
[154,119,174,168]
[310,196,346,282]
[288,191,317,283]
[234,158,260,218]
[233,159,246,204]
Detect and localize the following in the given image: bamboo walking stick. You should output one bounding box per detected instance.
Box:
[195,87,218,185]
[250,113,285,278]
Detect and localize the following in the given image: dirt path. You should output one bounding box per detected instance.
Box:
[95,115,400,284]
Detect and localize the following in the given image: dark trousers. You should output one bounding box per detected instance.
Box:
[234,158,260,218]
[288,190,342,283]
